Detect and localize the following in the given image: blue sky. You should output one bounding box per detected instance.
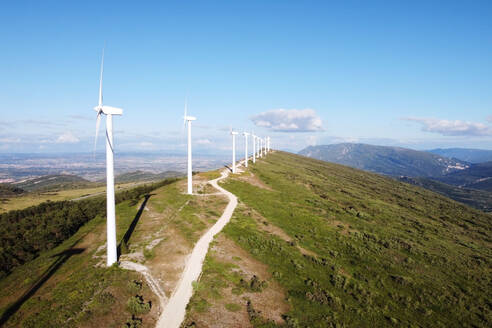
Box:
[0,0,491,154]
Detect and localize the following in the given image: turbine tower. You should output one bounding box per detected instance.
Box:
[183,100,196,195]
[231,129,239,173]
[260,137,263,158]
[252,133,256,163]
[258,137,262,158]
[93,49,123,267]
[243,132,249,167]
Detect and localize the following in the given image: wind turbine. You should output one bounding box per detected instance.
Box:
[183,100,196,195]
[231,128,239,173]
[252,133,256,163]
[243,132,249,167]
[93,49,123,267]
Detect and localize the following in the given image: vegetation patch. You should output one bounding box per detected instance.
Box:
[219,151,491,327]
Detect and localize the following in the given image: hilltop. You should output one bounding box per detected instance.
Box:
[184,151,491,327]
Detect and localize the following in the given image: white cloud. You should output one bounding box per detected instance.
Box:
[196,138,211,145]
[56,131,80,143]
[0,137,21,143]
[139,142,154,148]
[251,109,323,132]
[487,115,492,123]
[403,117,492,136]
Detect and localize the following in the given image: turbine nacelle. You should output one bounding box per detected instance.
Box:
[243,132,250,136]
[93,105,123,116]
[184,116,196,121]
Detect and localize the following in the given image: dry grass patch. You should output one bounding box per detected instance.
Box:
[235,172,274,191]
[184,234,289,327]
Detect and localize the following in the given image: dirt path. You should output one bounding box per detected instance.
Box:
[156,166,239,328]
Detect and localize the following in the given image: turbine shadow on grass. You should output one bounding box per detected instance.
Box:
[0,248,85,325]
[117,194,153,259]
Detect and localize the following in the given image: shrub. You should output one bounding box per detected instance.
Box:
[126,295,151,315]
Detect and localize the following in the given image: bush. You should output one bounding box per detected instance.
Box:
[122,315,142,328]
[126,295,151,315]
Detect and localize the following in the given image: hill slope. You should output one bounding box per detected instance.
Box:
[12,174,92,192]
[429,148,492,163]
[185,151,491,327]
[398,176,492,212]
[436,161,492,192]
[0,184,25,197]
[299,143,468,177]
[114,170,182,183]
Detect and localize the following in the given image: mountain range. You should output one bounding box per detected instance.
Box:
[298,143,469,177]
[428,148,492,163]
[299,143,492,211]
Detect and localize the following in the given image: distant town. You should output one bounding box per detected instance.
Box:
[0,152,228,183]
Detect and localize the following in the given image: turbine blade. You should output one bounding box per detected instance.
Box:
[99,48,104,107]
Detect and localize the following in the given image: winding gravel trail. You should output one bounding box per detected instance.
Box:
[156,167,238,328]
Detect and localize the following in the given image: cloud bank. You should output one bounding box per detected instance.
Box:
[251,109,323,132]
[56,131,80,143]
[404,117,492,136]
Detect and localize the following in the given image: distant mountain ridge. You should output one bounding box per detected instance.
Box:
[12,174,91,192]
[428,148,492,163]
[299,143,469,177]
[435,161,492,192]
[113,170,183,183]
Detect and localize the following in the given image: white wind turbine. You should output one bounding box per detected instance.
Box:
[262,137,265,156]
[183,100,196,195]
[231,128,239,173]
[93,49,123,267]
[259,138,261,158]
[243,132,249,168]
[252,133,256,163]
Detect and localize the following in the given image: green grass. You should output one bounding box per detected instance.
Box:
[218,151,491,327]
[0,181,143,214]
[148,181,226,244]
[225,303,241,312]
[0,193,157,327]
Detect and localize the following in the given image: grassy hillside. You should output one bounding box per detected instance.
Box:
[114,170,183,183]
[0,172,228,328]
[13,174,93,192]
[186,151,491,327]
[398,176,492,212]
[299,143,469,177]
[0,184,25,197]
